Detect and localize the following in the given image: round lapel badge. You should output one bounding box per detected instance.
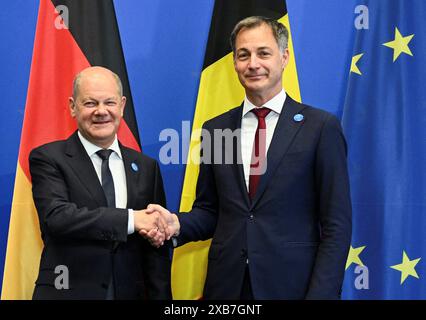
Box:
[293,114,304,122]
[131,162,139,172]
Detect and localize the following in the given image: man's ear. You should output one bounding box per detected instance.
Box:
[69,97,76,118]
[120,96,127,117]
[282,48,290,70]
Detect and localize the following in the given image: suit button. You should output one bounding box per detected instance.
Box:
[249,214,254,220]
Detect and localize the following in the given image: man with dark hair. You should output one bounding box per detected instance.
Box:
[147,16,352,300]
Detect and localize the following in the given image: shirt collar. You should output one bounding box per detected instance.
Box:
[242,89,287,117]
[77,131,122,159]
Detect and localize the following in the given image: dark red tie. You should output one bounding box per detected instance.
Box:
[249,107,271,199]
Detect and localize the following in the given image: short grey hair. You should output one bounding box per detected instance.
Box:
[230,16,289,53]
[72,67,123,99]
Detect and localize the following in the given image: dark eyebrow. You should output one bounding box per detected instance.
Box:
[236,46,272,53]
[236,48,249,53]
[257,46,272,51]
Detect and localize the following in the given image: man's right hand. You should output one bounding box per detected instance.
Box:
[144,204,180,241]
[133,209,166,247]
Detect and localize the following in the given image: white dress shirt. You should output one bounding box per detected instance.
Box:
[241,90,286,190]
[78,131,134,234]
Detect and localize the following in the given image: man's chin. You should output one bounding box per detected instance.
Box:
[87,129,116,145]
[244,83,266,93]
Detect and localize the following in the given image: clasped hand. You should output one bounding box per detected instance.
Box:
[134,204,180,247]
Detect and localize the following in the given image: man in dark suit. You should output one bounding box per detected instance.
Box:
[146,16,352,299]
[30,66,171,299]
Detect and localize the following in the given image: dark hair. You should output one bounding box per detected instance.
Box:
[230,16,288,53]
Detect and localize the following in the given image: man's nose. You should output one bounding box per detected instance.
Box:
[94,103,108,114]
[248,54,260,69]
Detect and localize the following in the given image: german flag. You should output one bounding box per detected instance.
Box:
[1,0,140,299]
[171,0,302,299]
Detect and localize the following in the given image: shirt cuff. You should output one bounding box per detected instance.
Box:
[172,237,178,248]
[128,209,135,234]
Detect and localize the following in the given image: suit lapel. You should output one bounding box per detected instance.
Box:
[227,106,251,208]
[120,144,139,209]
[250,96,307,208]
[65,132,107,207]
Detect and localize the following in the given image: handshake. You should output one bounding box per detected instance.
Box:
[133,204,180,248]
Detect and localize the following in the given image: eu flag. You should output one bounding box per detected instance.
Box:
[342,0,426,299]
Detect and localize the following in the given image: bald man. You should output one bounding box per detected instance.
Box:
[29,66,171,300]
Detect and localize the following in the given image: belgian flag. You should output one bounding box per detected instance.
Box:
[1,0,140,299]
[172,0,302,299]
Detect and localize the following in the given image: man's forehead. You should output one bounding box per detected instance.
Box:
[237,23,271,36]
[77,79,120,95]
[79,94,119,100]
[79,74,115,86]
[236,26,274,44]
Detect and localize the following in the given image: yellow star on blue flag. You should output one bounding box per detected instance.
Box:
[350,53,364,75]
[345,245,366,270]
[390,251,421,284]
[383,27,414,62]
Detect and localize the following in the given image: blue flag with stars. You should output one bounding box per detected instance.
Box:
[341,0,426,299]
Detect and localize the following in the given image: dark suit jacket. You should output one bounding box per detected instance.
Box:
[29,131,171,300]
[177,96,352,299]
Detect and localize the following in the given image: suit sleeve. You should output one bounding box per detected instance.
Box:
[176,124,219,246]
[306,114,352,299]
[140,160,172,299]
[29,147,129,243]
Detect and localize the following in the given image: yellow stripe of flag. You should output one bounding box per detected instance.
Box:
[1,165,43,300]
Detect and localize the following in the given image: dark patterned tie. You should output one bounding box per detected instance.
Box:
[249,107,271,199]
[96,149,116,208]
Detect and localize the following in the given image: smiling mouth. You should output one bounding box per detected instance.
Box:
[92,120,111,126]
[246,74,266,80]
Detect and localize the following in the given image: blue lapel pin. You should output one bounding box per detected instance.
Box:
[131,162,139,172]
[293,114,304,122]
